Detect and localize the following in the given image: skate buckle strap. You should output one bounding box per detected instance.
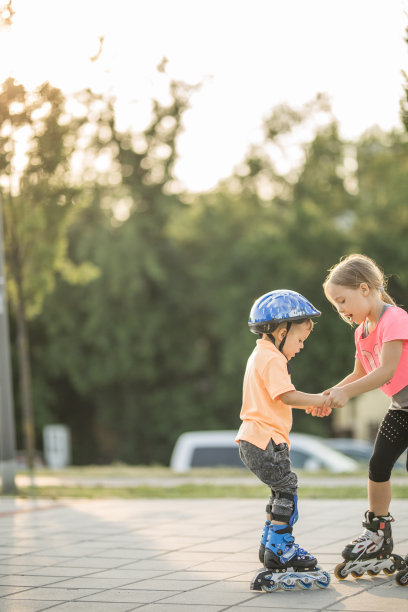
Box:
[281,544,297,562]
[280,533,297,562]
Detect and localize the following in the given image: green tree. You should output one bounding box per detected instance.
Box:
[0,78,97,467]
[401,21,408,132]
[34,94,350,462]
[32,88,408,465]
[350,129,408,307]
[33,77,201,464]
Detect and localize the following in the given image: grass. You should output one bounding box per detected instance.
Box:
[16,462,390,479]
[13,483,408,500]
[6,463,408,500]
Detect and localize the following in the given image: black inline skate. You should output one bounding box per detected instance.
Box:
[251,523,330,592]
[334,511,407,582]
[396,555,408,586]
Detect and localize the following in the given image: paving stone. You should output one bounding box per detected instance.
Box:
[49,604,138,611]
[79,588,182,604]
[0,585,34,597]
[5,586,102,601]
[133,605,226,611]
[0,498,407,611]
[0,575,66,587]
[52,576,140,589]
[0,601,64,611]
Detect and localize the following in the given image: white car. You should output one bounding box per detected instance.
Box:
[326,437,406,470]
[170,430,359,473]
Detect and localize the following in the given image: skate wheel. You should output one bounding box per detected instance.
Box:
[334,562,349,580]
[383,566,396,575]
[316,571,331,588]
[367,569,381,576]
[281,576,296,590]
[396,570,408,586]
[261,581,279,592]
[297,577,313,589]
[351,570,364,578]
[351,570,364,580]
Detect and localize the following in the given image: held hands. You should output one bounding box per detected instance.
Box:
[305,404,332,417]
[305,394,333,418]
[305,387,350,417]
[306,391,334,417]
[326,386,349,408]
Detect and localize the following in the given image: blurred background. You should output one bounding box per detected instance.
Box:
[0,0,408,477]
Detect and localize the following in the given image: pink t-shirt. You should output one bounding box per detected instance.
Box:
[355,306,408,396]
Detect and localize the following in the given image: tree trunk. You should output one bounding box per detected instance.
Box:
[15,278,35,472]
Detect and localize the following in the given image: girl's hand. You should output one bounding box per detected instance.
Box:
[329,387,349,408]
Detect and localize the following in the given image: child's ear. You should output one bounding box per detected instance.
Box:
[277,327,287,341]
[360,282,370,296]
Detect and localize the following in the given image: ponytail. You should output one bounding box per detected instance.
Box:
[379,286,396,306]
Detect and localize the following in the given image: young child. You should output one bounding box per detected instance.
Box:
[323,253,408,570]
[236,289,331,580]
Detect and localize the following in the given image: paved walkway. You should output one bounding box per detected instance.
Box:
[0,497,407,611]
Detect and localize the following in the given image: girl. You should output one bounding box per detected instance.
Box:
[323,253,408,568]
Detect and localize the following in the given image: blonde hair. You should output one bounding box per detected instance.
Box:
[276,318,315,334]
[323,254,396,319]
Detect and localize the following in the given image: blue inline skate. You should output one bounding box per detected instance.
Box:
[251,496,330,592]
[258,520,270,564]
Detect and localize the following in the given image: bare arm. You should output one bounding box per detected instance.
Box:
[330,341,403,407]
[280,390,328,407]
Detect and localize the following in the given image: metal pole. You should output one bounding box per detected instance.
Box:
[0,192,17,494]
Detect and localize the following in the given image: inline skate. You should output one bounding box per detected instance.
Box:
[258,520,270,564]
[251,523,330,591]
[396,555,408,586]
[334,511,407,582]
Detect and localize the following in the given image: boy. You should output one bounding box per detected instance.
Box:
[236,289,331,591]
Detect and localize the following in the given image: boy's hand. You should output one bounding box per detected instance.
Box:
[305,402,332,417]
[311,405,332,417]
[305,392,333,417]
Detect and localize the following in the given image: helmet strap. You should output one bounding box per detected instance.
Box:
[266,333,276,345]
[278,322,292,352]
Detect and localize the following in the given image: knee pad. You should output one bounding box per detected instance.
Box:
[270,492,298,525]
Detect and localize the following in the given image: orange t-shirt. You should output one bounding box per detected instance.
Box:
[236,339,296,450]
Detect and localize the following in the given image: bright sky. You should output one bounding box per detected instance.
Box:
[1,0,407,191]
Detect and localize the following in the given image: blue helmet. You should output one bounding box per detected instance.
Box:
[248,289,321,335]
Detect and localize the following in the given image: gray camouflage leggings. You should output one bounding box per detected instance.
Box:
[239,438,298,523]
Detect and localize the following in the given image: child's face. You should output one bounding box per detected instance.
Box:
[325,281,370,325]
[281,321,311,361]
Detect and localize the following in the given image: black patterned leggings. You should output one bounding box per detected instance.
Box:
[369,408,408,482]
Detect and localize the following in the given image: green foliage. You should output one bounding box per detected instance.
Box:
[401,22,408,131]
[7,74,408,466]
[0,78,98,319]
